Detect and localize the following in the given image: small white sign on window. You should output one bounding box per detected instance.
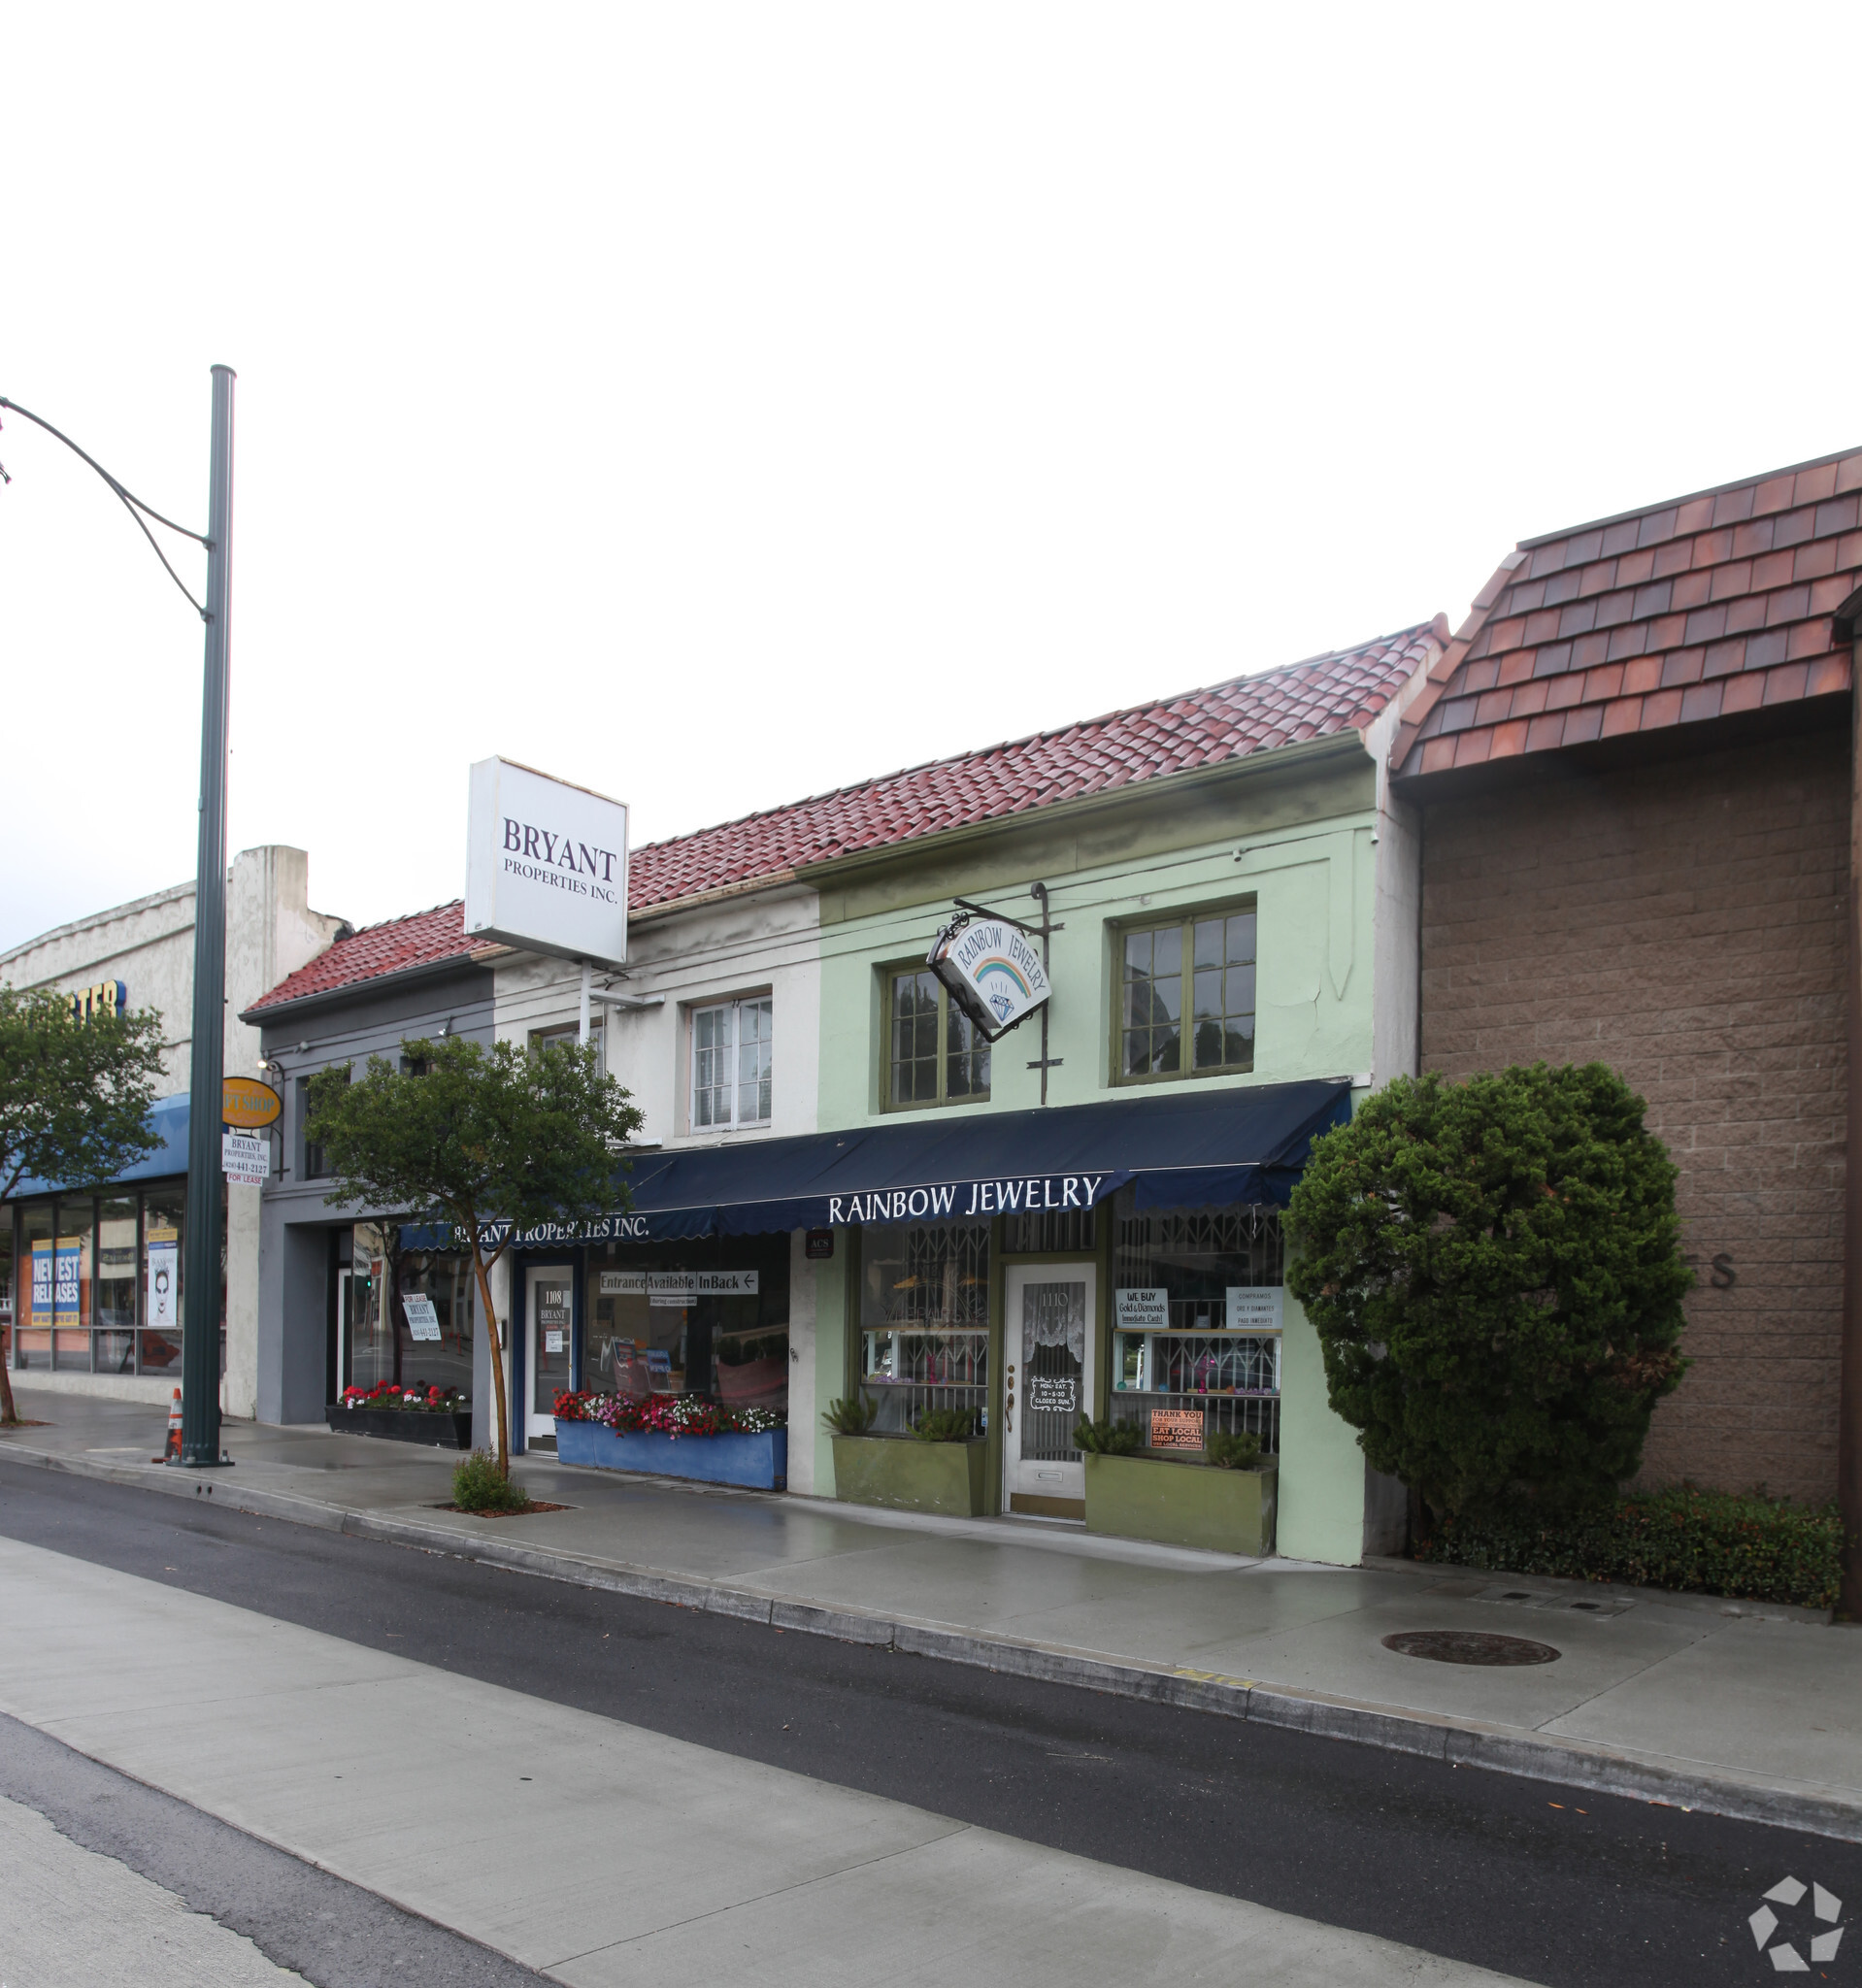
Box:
[544,1329,565,1353]
[403,1294,442,1342]
[1225,1286,1283,1334]
[602,1270,758,1302]
[1114,1288,1168,1332]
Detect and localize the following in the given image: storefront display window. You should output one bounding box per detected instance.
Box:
[859,1221,989,1435]
[17,1204,53,1370]
[398,1249,478,1398]
[53,1197,95,1370]
[5,1185,193,1377]
[1111,1198,1282,1449]
[94,1195,139,1375]
[340,1225,478,1399]
[0,1216,13,1370]
[141,1189,184,1375]
[582,1233,789,1408]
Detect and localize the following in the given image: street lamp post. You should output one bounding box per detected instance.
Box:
[182,366,236,1466]
[0,369,235,1466]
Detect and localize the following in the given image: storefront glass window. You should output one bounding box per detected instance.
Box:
[583,1233,789,1408]
[18,1204,54,1370]
[341,1228,392,1391]
[93,1195,139,1375]
[1111,1198,1282,1450]
[53,1198,95,1371]
[0,1213,13,1371]
[141,1189,185,1376]
[396,1249,477,1399]
[858,1221,989,1435]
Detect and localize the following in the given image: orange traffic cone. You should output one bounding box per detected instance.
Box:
[158,1388,183,1464]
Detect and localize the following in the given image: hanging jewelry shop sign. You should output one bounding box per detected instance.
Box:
[927,911,1051,1041]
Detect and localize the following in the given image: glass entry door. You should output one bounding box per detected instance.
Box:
[1003,1262,1096,1516]
[525,1265,574,1440]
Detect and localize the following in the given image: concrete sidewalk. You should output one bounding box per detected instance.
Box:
[4,1389,1859,1842]
[0,1533,1520,1986]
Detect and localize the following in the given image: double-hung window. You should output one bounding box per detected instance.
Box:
[884,967,989,1110]
[692,997,773,1130]
[1117,901,1256,1082]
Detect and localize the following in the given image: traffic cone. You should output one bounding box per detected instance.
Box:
[159,1388,183,1464]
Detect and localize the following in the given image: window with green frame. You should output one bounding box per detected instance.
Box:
[1116,900,1256,1082]
[883,965,990,1110]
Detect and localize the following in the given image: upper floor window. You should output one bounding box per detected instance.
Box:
[885,967,989,1110]
[692,997,772,1130]
[299,1070,347,1179]
[1117,902,1256,1083]
[531,1019,602,1059]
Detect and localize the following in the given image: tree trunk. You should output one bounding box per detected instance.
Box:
[468,1229,511,1475]
[0,1331,17,1426]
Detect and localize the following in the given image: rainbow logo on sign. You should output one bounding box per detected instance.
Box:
[929,917,1052,1040]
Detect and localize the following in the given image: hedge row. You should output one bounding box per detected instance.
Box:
[1417,1485,1846,1611]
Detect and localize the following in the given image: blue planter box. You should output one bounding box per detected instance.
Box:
[553,1417,787,1490]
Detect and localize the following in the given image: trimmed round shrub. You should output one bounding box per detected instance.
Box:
[1286,1063,1691,1517]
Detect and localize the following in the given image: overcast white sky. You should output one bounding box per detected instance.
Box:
[4,4,1858,954]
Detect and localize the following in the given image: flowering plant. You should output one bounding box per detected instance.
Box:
[340,1380,469,1413]
[552,1391,785,1438]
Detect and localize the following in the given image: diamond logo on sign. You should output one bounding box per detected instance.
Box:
[221,1131,269,1185]
[1748,1874,1843,1971]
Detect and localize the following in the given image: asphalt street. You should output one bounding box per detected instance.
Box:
[0,1458,1854,1987]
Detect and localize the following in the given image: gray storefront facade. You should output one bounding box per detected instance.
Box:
[244,915,498,1441]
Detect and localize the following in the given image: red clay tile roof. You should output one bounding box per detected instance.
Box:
[627,623,1442,910]
[249,901,470,1012]
[1393,448,1862,779]
[251,624,1442,1011]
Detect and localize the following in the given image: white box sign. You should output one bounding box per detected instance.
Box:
[403,1294,442,1342]
[1225,1286,1283,1334]
[466,756,629,969]
[221,1131,269,1184]
[1114,1288,1169,1332]
[928,916,1051,1042]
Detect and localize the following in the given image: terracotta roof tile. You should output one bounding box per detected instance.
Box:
[249,902,471,1013]
[258,623,1443,1011]
[1394,447,1862,779]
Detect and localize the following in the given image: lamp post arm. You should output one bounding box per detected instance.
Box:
[0,396,210,619]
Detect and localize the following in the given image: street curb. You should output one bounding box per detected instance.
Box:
[5,1437,1858,1843]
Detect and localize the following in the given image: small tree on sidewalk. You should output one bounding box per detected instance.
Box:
[0,988,166,1426]
[1285,1062,1691,1519]
[307,1036,642,1475]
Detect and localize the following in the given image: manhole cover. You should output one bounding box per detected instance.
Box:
[1382,1629,1560,1666]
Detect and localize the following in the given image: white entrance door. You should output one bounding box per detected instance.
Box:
[525,1266,574,1441]
[1003,1262,1097,1516]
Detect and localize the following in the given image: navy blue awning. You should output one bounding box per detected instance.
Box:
[460,1079,1348,1248]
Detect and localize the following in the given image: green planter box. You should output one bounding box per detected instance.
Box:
[1082,1452,1277,1555]
[831,1434,988,1516]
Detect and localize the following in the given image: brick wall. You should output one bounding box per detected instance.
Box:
[1418,727,1849,1504]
